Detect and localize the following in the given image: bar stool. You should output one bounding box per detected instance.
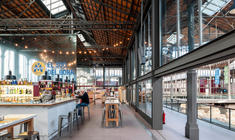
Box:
[82,104,90,120]
[58,112,72,137]
[73,108,81,129]
[18,131,40,140]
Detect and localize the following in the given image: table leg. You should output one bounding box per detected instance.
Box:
[116,105,119,127]
[7,127,14,138]
[28,118,34,131]
[105,104,109,127]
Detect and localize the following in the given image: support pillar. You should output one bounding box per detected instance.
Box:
[152,77,163,130]
[14,50,20,80]
[103,67,105,89]
[185,70,199,140]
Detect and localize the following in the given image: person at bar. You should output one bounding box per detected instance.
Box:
[76,90,90,115]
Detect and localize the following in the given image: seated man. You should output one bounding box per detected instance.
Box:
[76,90,89,115]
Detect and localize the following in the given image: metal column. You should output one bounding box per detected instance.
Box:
[152,0,163,130]
[176,0,181,58]
[152,77,163,130]
[188,0,195,52]
[198,0,203,46]
[185,70,199,140]
[135,33,140,109]
[14,50,20,80]
[103,67,105,89]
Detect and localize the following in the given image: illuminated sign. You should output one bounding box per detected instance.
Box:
[31,61,46,76]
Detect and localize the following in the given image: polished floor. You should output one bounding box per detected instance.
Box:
[151,108,235,140]
[61,101,156,140]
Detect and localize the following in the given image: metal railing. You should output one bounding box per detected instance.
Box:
[163,97,235,131]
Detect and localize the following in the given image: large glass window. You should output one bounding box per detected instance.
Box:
[138,79,152,117]
[4,50,15,75]
[138,8,152,75]
[29,59,38,82]
[19,54,28,80]
[161,0,234,65]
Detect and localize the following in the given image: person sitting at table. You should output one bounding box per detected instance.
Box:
[76,90,89,115]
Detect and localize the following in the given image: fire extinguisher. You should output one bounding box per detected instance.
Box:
[163,111,165,124]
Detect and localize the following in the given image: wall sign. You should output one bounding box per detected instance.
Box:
[46,62,75,75]
[31,61,46,76]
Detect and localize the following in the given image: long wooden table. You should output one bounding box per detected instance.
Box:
[0,114,36,137]
[105,99,120,127]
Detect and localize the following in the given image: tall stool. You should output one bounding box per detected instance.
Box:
[82,104,90,120]
[18,131,40,140]
[73,109,81,129]
[58,112,73,137]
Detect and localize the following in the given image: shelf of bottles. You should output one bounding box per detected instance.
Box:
[0,80,34,103]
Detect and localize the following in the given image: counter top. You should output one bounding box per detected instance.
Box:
[0,98,76,106]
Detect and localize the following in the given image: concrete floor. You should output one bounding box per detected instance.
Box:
[61,101,156,140]
[151,108,235,140]
[59,102,235,140]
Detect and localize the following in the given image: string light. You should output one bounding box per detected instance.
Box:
[44,50,47,53]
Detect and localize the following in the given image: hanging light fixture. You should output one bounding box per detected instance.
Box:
[229,0,235,14]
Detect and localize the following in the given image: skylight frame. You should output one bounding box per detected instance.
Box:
[41,0,67,15]
[201,0,231,16]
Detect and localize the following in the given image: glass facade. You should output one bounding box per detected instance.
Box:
[137,79,152,117]
[161,0,235,65]
[76,67,122,87]
[138,8,152,76]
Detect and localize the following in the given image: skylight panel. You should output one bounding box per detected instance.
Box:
[41,0,67,15]
[201,0,231,16]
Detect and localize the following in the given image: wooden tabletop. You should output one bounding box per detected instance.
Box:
[0,114,36,131]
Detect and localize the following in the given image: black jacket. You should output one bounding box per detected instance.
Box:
[79,92,89,104]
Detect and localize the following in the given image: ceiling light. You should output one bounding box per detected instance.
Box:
[79,51,82,54]
[66,51,69,55]
[84,51,87,54]
[52,51,55,54]
[24,45,28,48]
[21,37,24,40]
[15,43,18,47]
[89,51,92,54]
[34,37,37,40]
[120,41,122,44]
[77,34,85,42]
[44,50,47,53]
[94,50,97,53]
[127,38,130,40]
[72,51,75,54]
[102,48,105,51]
[106,48,108,50]
[59,51,62,54]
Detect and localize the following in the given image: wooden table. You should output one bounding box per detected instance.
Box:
[0,114,36,138]
[105,99,120,127]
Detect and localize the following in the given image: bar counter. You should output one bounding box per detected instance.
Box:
[0,98,77,140]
